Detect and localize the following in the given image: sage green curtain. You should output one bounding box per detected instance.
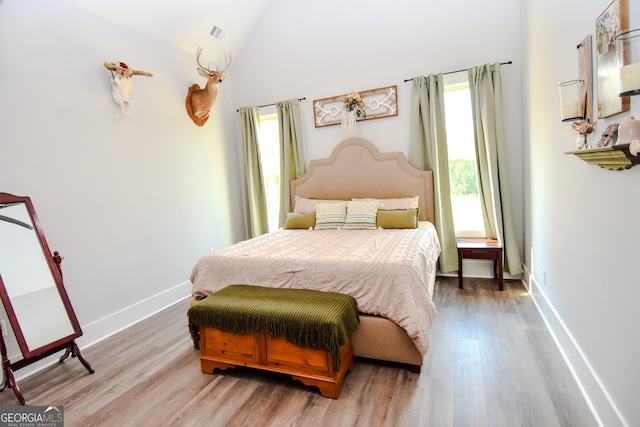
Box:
[408,74,458,273]
[276,99,306,227]
[239,106,268,238]
[468,63,523,275]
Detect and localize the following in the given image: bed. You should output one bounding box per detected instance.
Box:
[189,137,440,370]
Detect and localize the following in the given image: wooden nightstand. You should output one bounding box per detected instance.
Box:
[457,239,504,291]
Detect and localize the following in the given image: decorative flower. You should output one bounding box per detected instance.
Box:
[117,62,132,78]
[630,139,640,157]
[596,12,620,58]
[341,91,366,118]
[571,120,596,135]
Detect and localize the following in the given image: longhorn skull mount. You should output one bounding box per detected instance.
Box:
[185,47,232,126]
[103,62,153,115]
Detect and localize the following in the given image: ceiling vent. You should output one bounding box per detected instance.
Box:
[209,25,226,42]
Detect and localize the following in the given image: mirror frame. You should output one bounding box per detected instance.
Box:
[0,193,93,405]
[0,193,83,358]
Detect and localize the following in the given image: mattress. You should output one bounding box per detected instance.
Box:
[190,222,440,355]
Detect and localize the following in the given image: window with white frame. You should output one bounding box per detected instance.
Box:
[443,76,486,238]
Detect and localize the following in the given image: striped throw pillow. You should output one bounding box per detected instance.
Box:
[314,202,347,230]
[344,200,380,230]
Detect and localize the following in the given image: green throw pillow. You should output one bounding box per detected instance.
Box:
[376,209,419,229]
[284,212,316,229]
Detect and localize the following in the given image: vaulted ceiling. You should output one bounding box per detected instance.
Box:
[60,0,272,57]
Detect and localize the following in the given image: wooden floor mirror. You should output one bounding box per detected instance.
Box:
[0,192,94,405]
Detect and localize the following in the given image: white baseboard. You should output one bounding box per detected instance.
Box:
[523,267,628,427]
[441,258,521,280]
[77,281,191,349]
[7,281,191,383]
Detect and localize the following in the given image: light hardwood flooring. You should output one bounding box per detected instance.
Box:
[0,277,597,427]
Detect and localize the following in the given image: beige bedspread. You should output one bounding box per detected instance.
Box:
[190,222,441,355]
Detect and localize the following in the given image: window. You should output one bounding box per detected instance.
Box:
[257,113,281,232]
[443,78,486,238]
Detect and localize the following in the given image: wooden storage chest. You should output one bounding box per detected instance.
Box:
[199,326,354,399]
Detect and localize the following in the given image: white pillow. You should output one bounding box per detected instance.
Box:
[344,200,379,230]
[314,202,347,230]
[294,195,338,214]
[353,196,419,210]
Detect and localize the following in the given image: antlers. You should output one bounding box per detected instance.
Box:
[103,62,153,77]
[195,47,232,80]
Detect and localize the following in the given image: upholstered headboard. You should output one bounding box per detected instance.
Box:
[290,138,435,223]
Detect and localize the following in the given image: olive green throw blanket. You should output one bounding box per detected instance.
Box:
[187,285,360,370]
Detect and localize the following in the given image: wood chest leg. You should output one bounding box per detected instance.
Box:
[291,352,353,399]
[201,359,237,374]
[291,375,342,399]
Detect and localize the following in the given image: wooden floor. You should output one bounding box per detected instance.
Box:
[0,277,597,427]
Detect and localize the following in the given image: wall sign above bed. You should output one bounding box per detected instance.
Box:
[313,85,398,128]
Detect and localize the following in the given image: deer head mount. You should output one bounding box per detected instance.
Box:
[185,47,232,126]
[103,62,153,115]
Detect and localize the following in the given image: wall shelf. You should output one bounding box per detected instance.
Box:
[565,143,640,170]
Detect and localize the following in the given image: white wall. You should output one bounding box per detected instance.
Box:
[522,0,639,425]
[0,0,245,377]
[233,0,522,154]
[230,0,525,265]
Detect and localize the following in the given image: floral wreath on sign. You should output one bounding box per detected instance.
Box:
[342,91,366,118]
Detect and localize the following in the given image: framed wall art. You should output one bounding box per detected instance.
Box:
[313,86,398,128]
[595,0,629,118]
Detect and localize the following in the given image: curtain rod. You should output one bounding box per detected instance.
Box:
[236,97,306,112]
[403,61,512,82]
